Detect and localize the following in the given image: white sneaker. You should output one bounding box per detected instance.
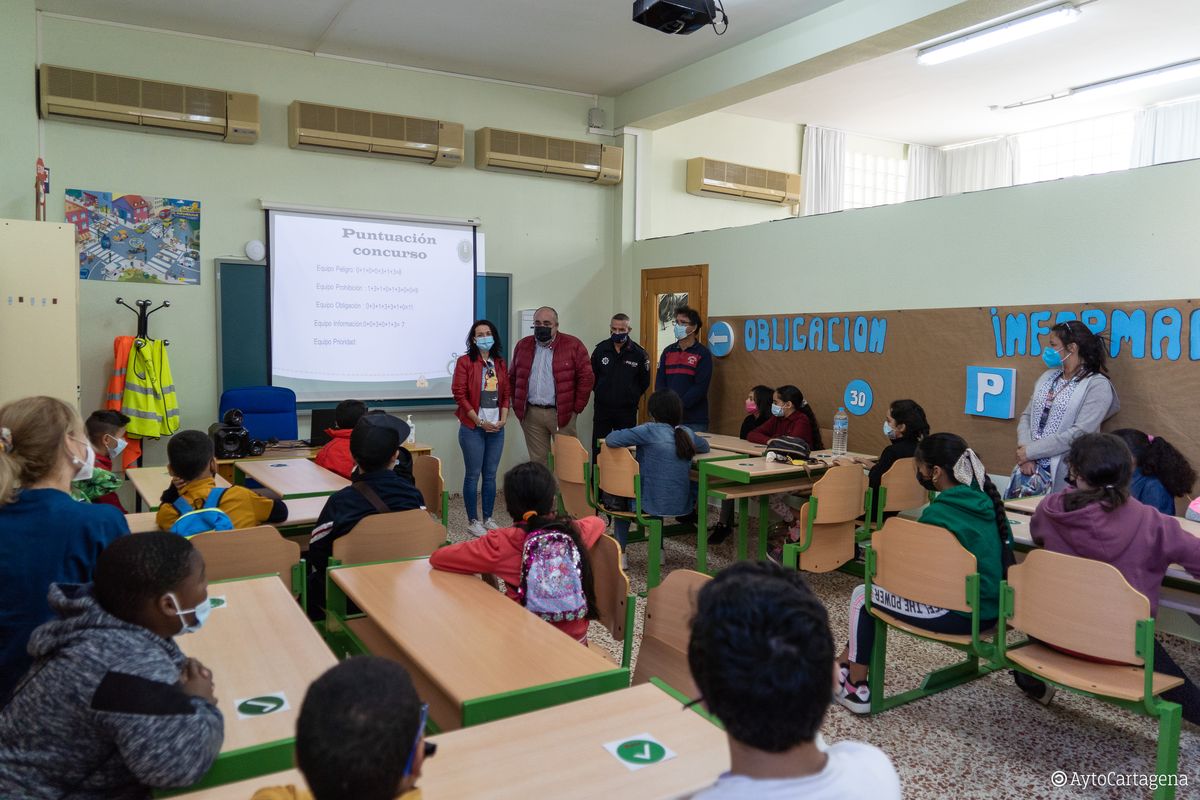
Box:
[466,520,487,538]
[483,518,501,530]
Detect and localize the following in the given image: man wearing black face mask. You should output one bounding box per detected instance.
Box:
[590,313,651,458]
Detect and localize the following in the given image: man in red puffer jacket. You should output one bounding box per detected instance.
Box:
[509,306,594,466]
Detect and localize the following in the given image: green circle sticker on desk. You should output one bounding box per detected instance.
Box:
[235,692,289,719]
[208,596,226,609]
[603,733,676,772]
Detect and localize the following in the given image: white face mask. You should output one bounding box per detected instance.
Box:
[167,592,212,636]
[106,435,128,459]
[70,438,96,482]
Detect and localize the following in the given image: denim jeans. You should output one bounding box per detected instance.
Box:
[459,423,505,521]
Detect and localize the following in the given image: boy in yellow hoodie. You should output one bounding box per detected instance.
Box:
[156,430,288,531]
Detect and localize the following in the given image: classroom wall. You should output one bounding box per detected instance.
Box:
[21,12,623,489]
[0,0,38,220]
[631,157,1200,461]
[643,112,801,239]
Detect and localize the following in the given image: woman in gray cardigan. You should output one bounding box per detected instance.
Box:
[1010,321,1120,496]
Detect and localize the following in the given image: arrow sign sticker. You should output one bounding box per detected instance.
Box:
[235,692,290,719]
[603,732,677,771]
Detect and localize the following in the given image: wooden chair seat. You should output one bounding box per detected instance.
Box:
[1007,642,1183,701]
[868,608,994,647]
[632,570,711,696]
[333,509,447,565]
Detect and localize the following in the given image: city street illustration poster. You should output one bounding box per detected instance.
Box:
[66,189,201,284]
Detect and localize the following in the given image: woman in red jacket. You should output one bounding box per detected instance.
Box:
[746,385,824,555]
[451,320,510,538]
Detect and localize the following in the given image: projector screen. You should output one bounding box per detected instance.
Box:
[268,208,477,402]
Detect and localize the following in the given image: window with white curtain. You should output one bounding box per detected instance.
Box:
[842,150,909,210]
[1016,112,1136,185]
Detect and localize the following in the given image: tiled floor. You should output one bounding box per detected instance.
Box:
[445,496,1200,799]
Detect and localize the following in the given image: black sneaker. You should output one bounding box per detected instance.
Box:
[1012,670,1056,706]
[675,511,698,526]
[707,523,733,545]
[836,678,871,715]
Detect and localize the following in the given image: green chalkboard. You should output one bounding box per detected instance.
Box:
[216,260,510,407]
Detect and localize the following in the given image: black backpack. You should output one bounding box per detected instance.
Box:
[765,435,811,462]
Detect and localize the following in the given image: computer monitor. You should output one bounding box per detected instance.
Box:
[308,408,339,446]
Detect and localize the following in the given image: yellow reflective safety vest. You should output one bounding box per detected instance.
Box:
[122,338,180,438]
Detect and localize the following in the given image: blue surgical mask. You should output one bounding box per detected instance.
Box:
[168,593,212,636]
[475,336,494,351]
[883,421,896,439]
[673,323,688,340]
[106,435,127,459]
[1042,347,1064,369]
[771,403,785,417]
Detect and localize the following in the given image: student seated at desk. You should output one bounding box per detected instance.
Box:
[837,434,1012,715]
[865,399,930,521]
[604,390,710,561]
[709,385,773,545]
[1023,433,1200,723]
[0,396,129,705]
[84,409,131,511]
[314,399,367,480]
[0,533,223,798]
[431,462,601,644]
[743,386,822,550]
[1112,428,1196,516]
[308,414,425,620]
[156,430,288,533]
[688,561,901,799]
[253,657,433,800]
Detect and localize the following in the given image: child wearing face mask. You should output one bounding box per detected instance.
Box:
[0,533,224,797]
[836,433,1013,714]
[307,414,426,620]
[0,396,129,705]
[866,400,930,521]
[82,409,131,511]
[744,386,824,551]
[708,385,775,544]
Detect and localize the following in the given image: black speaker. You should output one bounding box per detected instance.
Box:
[209,408,266,459]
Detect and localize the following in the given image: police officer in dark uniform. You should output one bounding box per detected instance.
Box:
[589,313,651,457]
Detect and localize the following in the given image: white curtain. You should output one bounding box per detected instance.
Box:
[942,137,1019,195]
[1132,98,1200,167]
[801,125,846,215]
[906,144,945,201]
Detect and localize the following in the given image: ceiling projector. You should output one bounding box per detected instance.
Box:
[633,0,717,35]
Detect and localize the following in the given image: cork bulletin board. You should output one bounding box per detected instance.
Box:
[707,300,1200,476]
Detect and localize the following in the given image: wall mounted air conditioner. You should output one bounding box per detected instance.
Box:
[686,157,801,205]
[475,128,621,185]
[38,64,258,144]
[288,101,463,167]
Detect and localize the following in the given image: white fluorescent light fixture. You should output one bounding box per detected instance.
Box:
[917,3,1081,66]
[1072,58,1200,99]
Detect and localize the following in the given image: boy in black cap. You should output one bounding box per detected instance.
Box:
[307,414,426,620]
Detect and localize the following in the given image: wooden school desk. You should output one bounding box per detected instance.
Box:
[325,559,628,731]
[170,682,728,800]
[419,681,728,799]
[215,441,434,483]
[125,496,325,538]
[694,448,878,572]
[177,576,338,790]
[234,458,349,499]
[694,432,764,455]
[126,467,231,512]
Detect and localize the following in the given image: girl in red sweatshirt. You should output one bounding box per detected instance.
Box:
[745,386,824,551]
[1027,432,1200,723]
[430,462,602,644]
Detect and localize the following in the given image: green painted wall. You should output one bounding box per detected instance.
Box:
[25,15,620,485]
[0,0,37,220]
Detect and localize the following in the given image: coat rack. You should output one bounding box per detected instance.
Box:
[115,297,170,345]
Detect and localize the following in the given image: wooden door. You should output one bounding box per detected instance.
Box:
[639,265,708,422]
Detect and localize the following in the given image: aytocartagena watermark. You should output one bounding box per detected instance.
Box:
[1050,771,1188,791]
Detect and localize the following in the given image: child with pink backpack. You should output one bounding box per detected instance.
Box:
[430,462,601,644]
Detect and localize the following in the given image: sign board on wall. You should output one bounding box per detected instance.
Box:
[710,301,1200,476]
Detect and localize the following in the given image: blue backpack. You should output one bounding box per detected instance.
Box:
[170,487,235,538]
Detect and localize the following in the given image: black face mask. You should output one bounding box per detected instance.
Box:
[611,332,629,343]
[533,326,553,343]
[916,471,938,492]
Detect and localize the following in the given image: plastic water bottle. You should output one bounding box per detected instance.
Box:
[832,407,849,455]
[406,414,416,444]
